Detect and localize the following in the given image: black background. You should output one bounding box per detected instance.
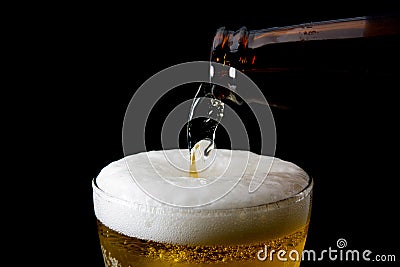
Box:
[37,2,400,266]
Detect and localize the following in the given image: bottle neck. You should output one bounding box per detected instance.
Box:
[210,15,400,73]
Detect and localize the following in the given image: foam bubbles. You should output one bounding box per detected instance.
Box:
[93,149,312,245]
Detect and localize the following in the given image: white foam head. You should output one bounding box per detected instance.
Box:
[93,149,312,245]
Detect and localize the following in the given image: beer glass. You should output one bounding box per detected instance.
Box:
[93,149,313,267]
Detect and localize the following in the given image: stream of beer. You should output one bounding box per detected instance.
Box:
[187,83,225,176]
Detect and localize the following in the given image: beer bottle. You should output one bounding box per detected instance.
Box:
[187,14,400,155]
[208,14,400,109]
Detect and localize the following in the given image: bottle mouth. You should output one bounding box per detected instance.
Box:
[212,27,249,52]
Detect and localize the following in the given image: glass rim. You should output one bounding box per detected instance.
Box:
[92,173,313,215]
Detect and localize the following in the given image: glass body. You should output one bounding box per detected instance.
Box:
[93,172,313,267]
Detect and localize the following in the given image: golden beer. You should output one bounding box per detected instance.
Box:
[93,149,313,267]
[98,221,309,267]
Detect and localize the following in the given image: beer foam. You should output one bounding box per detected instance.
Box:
[93,149,312,245]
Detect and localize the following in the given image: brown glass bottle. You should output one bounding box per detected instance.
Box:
[187,14,400,157]
[209,15,400,109]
